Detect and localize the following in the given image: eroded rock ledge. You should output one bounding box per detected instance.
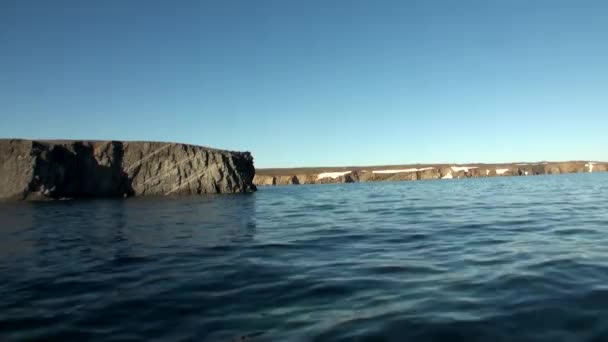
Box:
[254,162,607,186]
[0,139,256,201]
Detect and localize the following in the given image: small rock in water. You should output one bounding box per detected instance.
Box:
[232,331,265,341]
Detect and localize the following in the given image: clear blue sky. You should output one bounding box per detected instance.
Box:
[1,0,606,168]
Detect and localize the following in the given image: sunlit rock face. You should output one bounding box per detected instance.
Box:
[252,161,607,187]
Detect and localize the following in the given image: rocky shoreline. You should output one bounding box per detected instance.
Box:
[0,139,256,201]
[2,139,604,199]
[254,161,607,186]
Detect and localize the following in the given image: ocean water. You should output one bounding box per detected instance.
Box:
[1,173,608,342]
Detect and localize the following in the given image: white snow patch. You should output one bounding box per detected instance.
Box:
[496,168,509,175]
[451,166,478,172]
[372,167,434,174]
[442,172,453,179]
[585,162,596,173]
[516,163,530,166]
[317,171,351,180]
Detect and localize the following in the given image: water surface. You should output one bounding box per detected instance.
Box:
[1,173,608,341]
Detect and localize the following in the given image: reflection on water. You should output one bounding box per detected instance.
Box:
[1,173,608,341]
[2,195,256,259]
[0,204,34,261]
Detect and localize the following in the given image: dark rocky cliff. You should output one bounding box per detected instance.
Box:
[0,139,256,201]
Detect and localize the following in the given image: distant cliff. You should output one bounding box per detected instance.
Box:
[254,162,607,186]
[0,139,256,201]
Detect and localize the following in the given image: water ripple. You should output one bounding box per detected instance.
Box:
[0,173,607,341]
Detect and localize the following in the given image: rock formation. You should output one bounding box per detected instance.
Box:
[0,139,256,201]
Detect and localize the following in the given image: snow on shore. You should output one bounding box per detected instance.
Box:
[317,171,351,180]
[372,167,434,174]
[585,162,596,173]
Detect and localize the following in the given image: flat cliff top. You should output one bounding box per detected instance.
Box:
[0,139,248,155]
[257,161,605,176]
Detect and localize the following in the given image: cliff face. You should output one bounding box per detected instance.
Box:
[254,161,607,187]
[0,139,256,201]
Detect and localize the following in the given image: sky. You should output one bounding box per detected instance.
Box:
[1,0,607,168]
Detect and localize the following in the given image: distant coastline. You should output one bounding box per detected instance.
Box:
[254,161,607,186]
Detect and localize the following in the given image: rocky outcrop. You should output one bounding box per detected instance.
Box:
[275,175,299,185]
[0,139,256,201]
[252,174,275,186]
[317,173,356,184]
[419,168,442,180]
[253,161,607,187]
[296,174,318,185]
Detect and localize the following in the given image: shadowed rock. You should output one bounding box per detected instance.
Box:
[0,139,256,201]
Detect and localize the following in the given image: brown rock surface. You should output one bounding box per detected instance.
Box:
[252,161,607,187]
[293,174,313,184]
[593,164,608,172]
[253,174,275,186]
[418,169,441,180]
[275,175,299,185]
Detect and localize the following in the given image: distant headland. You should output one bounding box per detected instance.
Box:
[254,161,607,186]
